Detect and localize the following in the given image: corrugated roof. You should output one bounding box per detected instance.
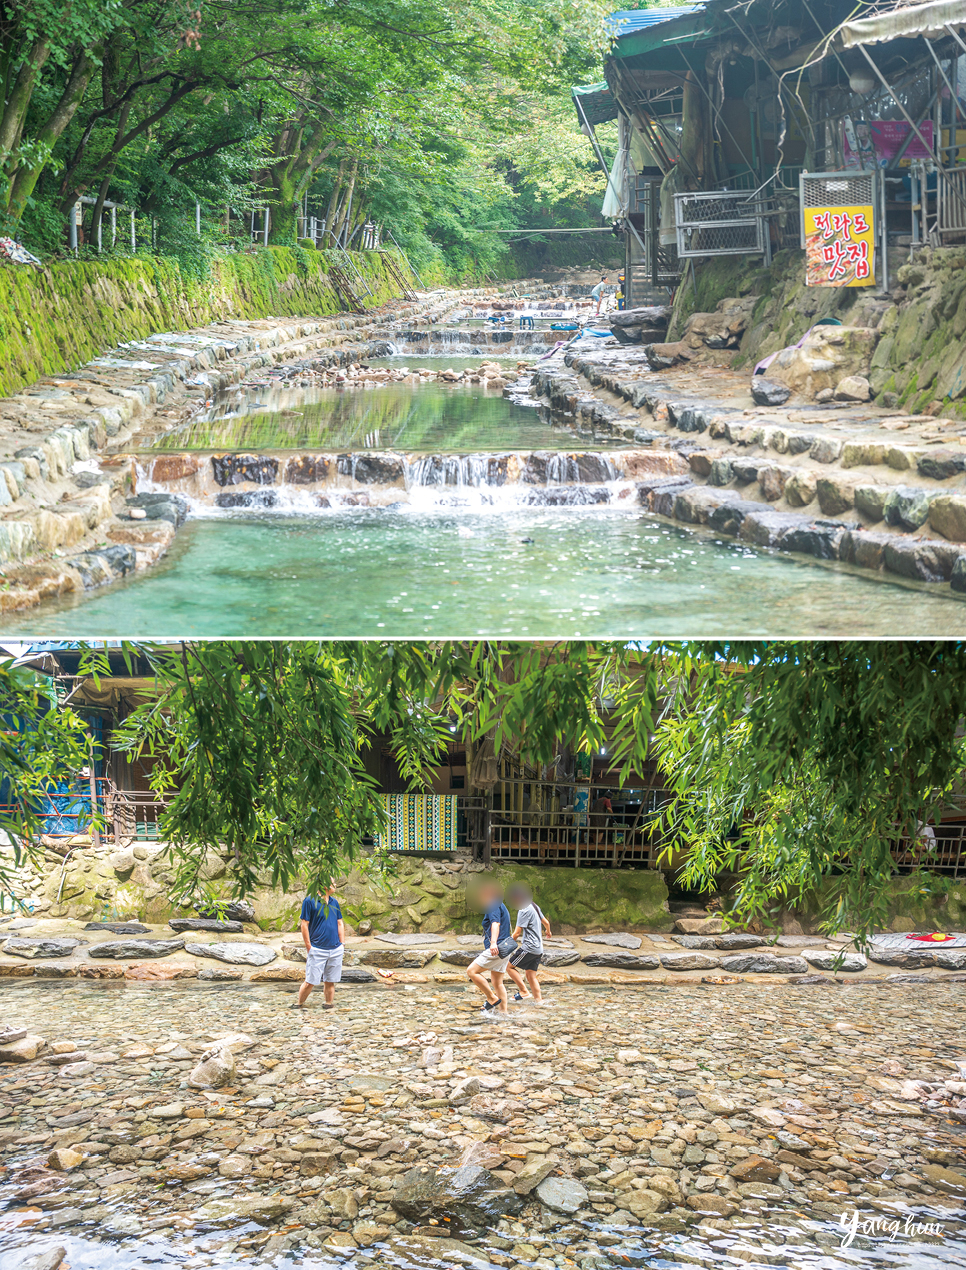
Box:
[607,6,704,37]
[840,0,966,46]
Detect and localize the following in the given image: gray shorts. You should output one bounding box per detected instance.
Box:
[469,951,510,974]
[305,944,344,985]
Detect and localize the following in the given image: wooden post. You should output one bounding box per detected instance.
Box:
[88,749,101,850]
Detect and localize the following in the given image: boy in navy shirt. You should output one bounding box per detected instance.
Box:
[466,882,512,1015]
[295,880,344,1009]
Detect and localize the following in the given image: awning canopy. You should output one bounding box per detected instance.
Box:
[607,4,709,60]
[572,81,619,126]
[840,0,966,47]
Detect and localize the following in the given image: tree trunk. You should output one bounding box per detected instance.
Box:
[267,166,298,245]
[321,162,346,241]
[7,50,97,220]
[0,39,51,164]
[329,159,357,245]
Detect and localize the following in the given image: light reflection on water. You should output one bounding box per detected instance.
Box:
[147,364,622,456]
[3,507,966,637]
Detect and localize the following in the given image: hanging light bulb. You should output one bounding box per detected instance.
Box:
[849,69,876,96]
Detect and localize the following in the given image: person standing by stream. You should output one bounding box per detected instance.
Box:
[505,883,552,1004]
[294,880,344,1010]
[467,881,513,1016]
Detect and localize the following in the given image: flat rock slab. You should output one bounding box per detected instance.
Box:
[774,935,830,948]
[868,950,940,968]
[580,933,642,950]
[358,949,437,969]
[89,938,186,959]
[581,952,661,970]
[83,922,150,935]
[803,950,868,972]
[541,950,580,968]
[387,1235,493,1267]
[2,938,83,959]
[376,934,446,946]
[671,935,719,949]
[347,1075,397,1094]
[197,1195,290,1225]
[536,1175,588,1214]
[716,934,764,950]
[720,954,809,974]
[184,942,276,966]
[543,938,576,949]
[168,919,245,934]
[439,951,477,967]
[660,952,719,971]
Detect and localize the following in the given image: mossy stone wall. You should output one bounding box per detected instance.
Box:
[797,875,966,935]
[0,247,406,397]
[253,861,672,936]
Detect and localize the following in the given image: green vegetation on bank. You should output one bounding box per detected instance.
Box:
[0,246,411,397]
[2,0,614,280]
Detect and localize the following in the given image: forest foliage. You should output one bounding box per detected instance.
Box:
[7,641,966,939]
[1,0,619,278]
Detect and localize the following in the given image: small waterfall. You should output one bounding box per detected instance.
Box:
[405,454,508,489]
[546,454,580,484]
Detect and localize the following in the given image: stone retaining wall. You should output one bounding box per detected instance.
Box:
[0,247,418,398]
[9,841,672,933]
[532,343,966,595]
[0,285,512,610]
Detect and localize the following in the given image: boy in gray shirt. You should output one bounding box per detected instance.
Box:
[505,883,552,1004]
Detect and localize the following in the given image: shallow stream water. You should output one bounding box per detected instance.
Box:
[6,507,965,637]
[1,980,964,1270]
[6,348,966,635]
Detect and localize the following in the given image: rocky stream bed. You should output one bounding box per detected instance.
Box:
[1,976,965,1270]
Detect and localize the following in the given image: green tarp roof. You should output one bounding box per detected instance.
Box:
[572,81,618,126]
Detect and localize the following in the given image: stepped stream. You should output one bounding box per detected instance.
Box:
[2,342,965,636]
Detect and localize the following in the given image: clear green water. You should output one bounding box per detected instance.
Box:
[6,508,964,638]
[148,366,614,455]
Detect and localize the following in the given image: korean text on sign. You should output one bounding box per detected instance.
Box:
[804,204,875,288]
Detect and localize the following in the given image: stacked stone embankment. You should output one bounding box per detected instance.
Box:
[533,336,966,593]
[0,283,531,611]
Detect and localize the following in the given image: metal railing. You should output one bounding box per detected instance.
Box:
[674,190,769,259]
[487,776,671,868]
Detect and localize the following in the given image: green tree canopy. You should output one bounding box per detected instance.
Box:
[59,640,964,939]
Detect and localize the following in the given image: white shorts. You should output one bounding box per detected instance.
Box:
[305,944,344,985]
[469,951,510,974]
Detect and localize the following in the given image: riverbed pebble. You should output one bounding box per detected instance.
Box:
[0,977,963,1269]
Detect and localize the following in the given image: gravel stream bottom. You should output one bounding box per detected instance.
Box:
[1,981,964,1270]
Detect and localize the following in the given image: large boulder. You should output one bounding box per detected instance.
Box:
[609,306,670,345]
[391,1164,523,1237]
[767,326,878,399]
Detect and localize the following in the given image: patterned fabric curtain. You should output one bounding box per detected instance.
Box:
[374,794,458,852]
